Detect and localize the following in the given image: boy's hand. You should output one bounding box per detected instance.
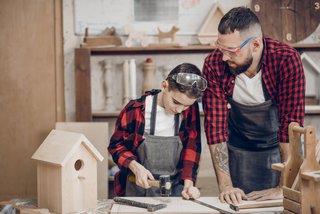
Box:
[181,180,200,199]
[128,160,155,189]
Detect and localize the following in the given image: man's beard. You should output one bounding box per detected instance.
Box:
[228,55,253,75]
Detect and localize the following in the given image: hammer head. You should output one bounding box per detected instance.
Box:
[159,175,172,196]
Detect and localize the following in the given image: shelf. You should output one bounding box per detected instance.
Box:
[79,43,320,56]
[88,45,216,55]
[91,105,320,120]
[75,43,320,122]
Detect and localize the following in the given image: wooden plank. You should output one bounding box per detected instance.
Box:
[230,200,282,211]
[54,0,65,122]
[283,198,301,213]
[110,197,283,214]
[0,0,60,200]
[283,209,296,214]
[75,48,93,121]
[283,186,301,203]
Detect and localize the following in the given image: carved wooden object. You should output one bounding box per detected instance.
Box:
[158,26,180,44]
[272,122,320,214]
[82,27,122,47]
[142,58,157,93]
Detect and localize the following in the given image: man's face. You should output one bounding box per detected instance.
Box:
[216,32,254,75]
[161,82,197,115]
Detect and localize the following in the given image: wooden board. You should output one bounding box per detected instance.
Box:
[0,0,63,201]
[110,197,283,214]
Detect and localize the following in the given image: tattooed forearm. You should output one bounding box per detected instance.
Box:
[213,142,230,175]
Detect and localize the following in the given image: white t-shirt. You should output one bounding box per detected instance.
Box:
[232,71,265,105]
[144,95,176,136]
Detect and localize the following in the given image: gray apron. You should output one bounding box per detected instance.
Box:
[227,77,281,194]
[125,93,184,196]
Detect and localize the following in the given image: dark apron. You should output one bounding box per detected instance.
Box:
[125,93,184,196]
[227,77,281,194]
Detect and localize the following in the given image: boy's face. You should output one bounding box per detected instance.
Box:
[161,80,197,114]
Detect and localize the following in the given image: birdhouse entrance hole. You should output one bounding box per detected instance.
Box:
[74,159,84,171]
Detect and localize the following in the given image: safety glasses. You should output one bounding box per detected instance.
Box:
[216,36,255,57]
[171,73,207,91]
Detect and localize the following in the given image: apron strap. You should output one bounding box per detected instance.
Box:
[174,114,180,136]
[149,93,180,136]
[149,94,158,135]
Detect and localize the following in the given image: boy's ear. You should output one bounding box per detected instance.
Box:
[161,80,168,89]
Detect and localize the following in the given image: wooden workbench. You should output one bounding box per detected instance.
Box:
[110,197,283,214]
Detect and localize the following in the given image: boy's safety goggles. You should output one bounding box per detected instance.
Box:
[171,73,207,91]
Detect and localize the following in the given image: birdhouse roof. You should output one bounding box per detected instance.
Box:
[198,2,225,37]
[301,52,320,74]
[32,129,104,167]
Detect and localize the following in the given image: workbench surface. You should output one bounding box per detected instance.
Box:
[110,197,283,214]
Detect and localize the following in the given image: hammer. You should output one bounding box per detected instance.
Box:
[128,174,172,196]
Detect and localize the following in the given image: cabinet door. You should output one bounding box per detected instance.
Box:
[252,0,320,43]
[0,0,64,200]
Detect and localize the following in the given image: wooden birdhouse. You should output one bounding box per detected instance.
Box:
[32,129,104,214]
[197,2,225,45]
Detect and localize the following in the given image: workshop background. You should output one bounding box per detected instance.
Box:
[0,0,319,201]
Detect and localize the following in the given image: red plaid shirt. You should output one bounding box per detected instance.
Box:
[108,90,202,196]
[202,37,305,145]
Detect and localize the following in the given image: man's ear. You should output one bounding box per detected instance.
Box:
[252,38,261,52]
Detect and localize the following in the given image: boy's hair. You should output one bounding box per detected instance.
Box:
[218,7,261,35]
[166,63,202,99]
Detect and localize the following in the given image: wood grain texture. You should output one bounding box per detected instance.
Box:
[0,0,62,200]
[75,48,92,121]
[110,197,283,214]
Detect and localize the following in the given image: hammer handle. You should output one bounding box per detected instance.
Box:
[128,175,160,187]
[148,180,160,187]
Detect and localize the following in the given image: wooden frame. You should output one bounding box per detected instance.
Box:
[197,2,225,45]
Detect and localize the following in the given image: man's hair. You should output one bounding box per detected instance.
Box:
[218,7,261,35]
[166,63,202,99]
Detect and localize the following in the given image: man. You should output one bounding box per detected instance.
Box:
[202,7,305,204]
[108,63,207,199]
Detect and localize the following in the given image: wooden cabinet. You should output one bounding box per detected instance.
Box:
[75,44,320,122]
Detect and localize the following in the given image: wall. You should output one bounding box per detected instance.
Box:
[63,0,252,121]
[63,0,320,190]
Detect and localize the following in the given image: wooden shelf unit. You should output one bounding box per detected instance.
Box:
[75,44,320,121]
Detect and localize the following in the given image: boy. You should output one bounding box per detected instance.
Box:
[108,63,207,199]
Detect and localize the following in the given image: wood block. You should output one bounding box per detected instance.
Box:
[82,36,122,47]
[283,186,301,203]
[283,209,296,214]
[283,198,301,214]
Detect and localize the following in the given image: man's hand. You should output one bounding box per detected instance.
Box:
[181,180,200,199]
[219,185,247,204]
[128,160,155,189]
[208,143,247,204]
[247,186,283,201]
